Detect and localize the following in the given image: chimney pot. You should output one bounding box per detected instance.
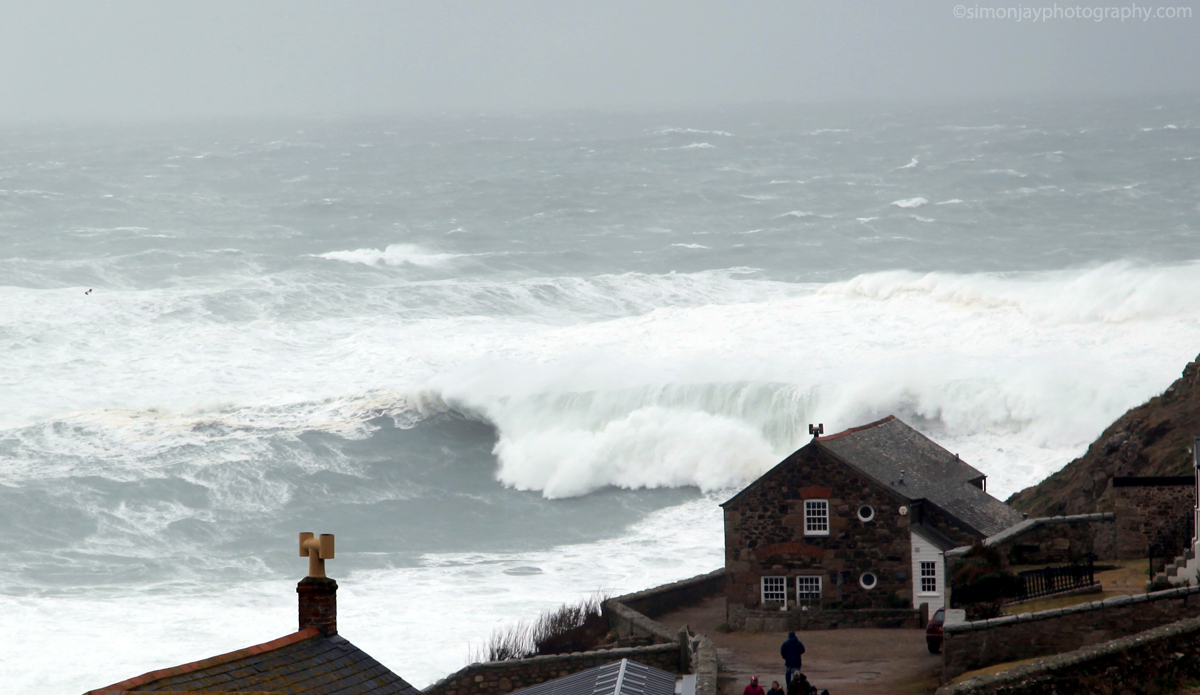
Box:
[297,532,337,635]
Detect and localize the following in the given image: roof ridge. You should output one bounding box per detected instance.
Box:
[84,628,322,693]
[814,414,895,442]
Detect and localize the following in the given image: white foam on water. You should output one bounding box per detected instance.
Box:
[395,261,1200,501]
[890,197,929,208]
[657,128,733,137]
[315,243,471,267]
[6,262,1199,502]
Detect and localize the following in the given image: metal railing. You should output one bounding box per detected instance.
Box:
[1017,557,1095,601]
[950,557,1095,607]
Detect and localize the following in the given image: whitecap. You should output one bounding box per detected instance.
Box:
[890,197,928,209]
[314,244,468,268]
[657,128,733,137]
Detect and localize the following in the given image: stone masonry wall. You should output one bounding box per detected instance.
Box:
[606,570,723,647]
[613,569,725,620]
[1106,478,1194,560]
[690,636,718,695]
[948,514,1117,567]
[424,644,683,695]
[723,446,918,612]
[936,615,1200,695]
[941,584,1200,681]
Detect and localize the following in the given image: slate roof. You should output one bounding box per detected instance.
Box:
[816,416,1025,537]
[510,659,676,695]
[85,627,419,695]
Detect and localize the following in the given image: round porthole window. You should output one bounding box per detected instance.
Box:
[857,505,875,522]
[860,572,878,590]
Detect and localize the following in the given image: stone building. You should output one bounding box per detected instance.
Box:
[722,416,1025,618]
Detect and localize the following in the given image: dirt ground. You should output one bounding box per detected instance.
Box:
[655,596,942,695]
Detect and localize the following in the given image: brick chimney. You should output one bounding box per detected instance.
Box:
[297,576,338,635]
[297,532,337,636]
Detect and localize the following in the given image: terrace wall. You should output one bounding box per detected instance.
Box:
[936,615,1200,695]
[941,584,1200,681]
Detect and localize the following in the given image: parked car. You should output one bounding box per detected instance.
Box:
[926,607,945,653]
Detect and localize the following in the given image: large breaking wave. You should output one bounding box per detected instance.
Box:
[6,261,1199,503]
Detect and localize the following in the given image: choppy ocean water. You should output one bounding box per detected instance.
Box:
[2,98,1200,692]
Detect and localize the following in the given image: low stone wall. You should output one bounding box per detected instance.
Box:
[427,572,727,695]
[945,513,1116,567]
[936,615,1200,695]
[728,604,921,632]
[616,569,725,616]
[607,569,724,645]
[942,584,1200,681]
[424,644,683,695]
[690,636,718,695]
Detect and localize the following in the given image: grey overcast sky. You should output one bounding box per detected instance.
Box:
[2,1,1198,122]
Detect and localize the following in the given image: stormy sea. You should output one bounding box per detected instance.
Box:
[3,97,1199,693]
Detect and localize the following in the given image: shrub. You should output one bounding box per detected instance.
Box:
[468,593,610,663]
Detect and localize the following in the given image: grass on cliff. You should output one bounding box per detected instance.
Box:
[468,593,611,663]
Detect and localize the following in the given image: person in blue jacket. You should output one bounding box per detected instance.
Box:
[780,631,806,683]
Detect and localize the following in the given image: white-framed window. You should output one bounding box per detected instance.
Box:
[796,576,822,606]
[860,572,878,590]
[857,504,875,522]
[920,561,938,594]
[761,576,787,605]
[804,499,830,536]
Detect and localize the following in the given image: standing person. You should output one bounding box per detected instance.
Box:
[780,631,806,684]
[786,672,811,695]
[742,676,765,695]
[766,681,784,695]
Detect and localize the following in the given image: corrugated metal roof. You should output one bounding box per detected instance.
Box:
[511,660,677,695]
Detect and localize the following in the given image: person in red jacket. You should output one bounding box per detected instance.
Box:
[743,675,766,695]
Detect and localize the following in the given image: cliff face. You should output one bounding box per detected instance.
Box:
[1007,353,1200,517]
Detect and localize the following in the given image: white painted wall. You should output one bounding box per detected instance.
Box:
[910,529,945,613]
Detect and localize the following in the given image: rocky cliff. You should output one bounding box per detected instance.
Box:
[1007,353,1200,517]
